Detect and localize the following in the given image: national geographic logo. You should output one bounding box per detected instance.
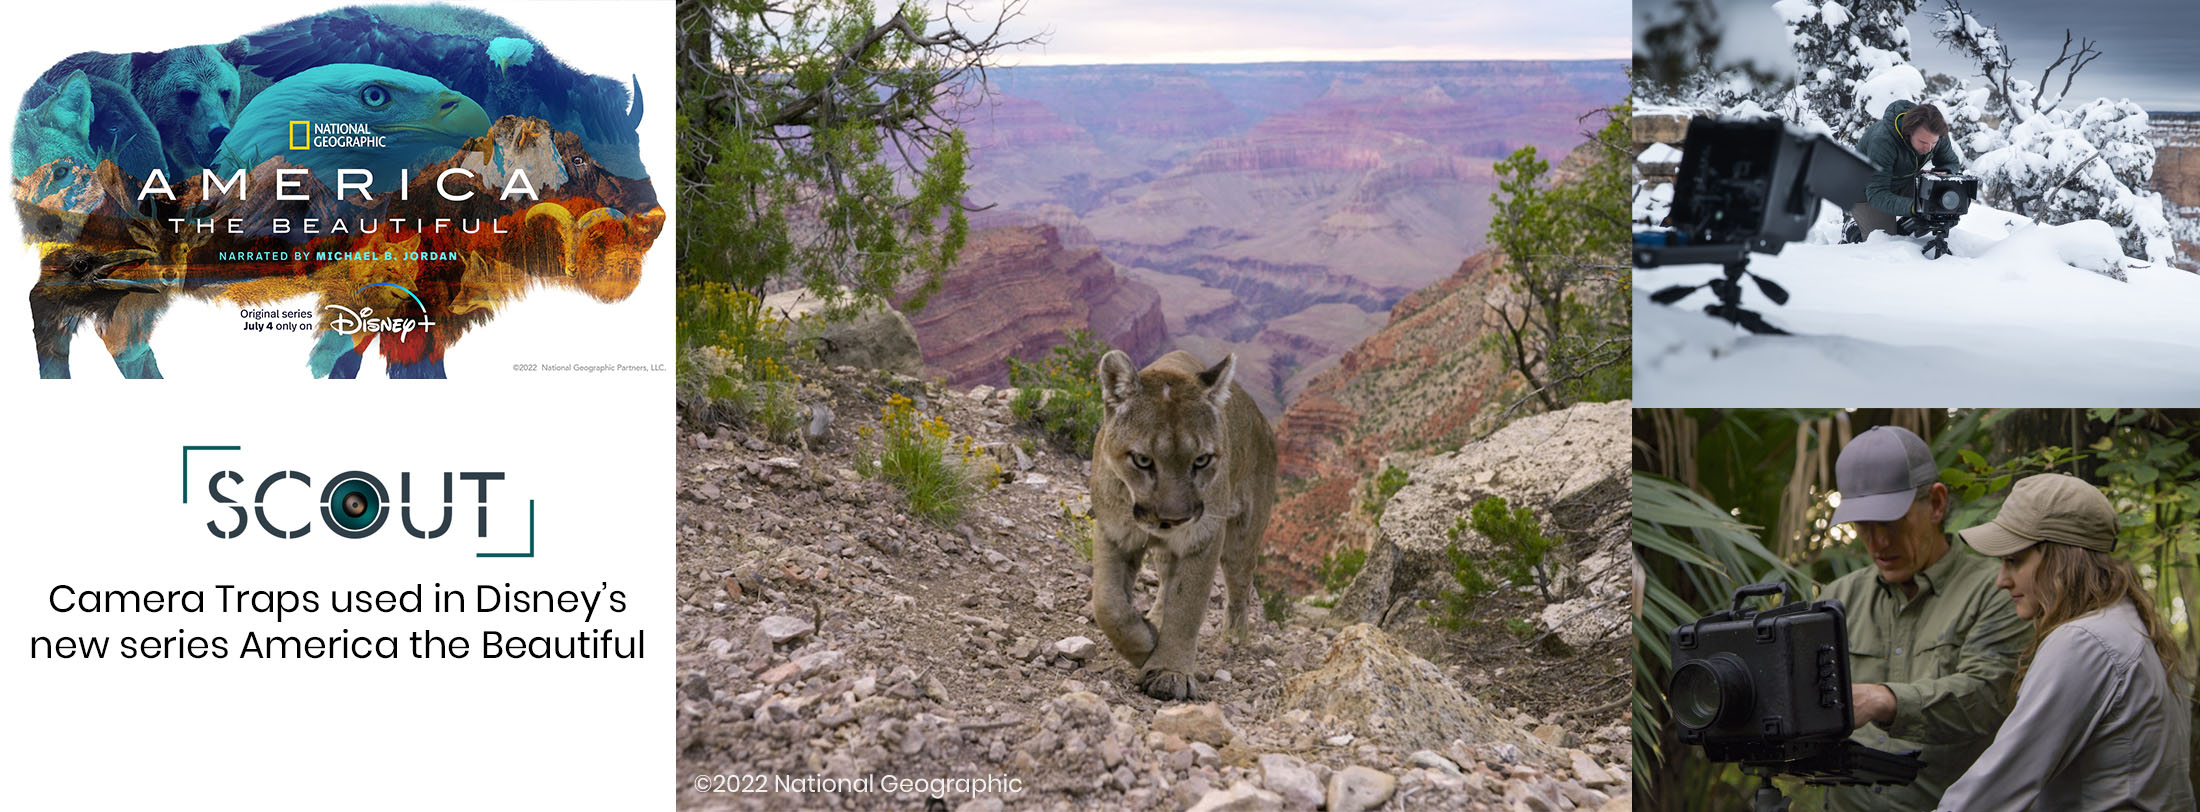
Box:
[289,120,389,150]
[184,446,535,557]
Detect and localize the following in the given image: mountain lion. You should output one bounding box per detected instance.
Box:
[1089,349,1277,700]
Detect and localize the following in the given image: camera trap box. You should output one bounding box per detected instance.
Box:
[1915,173,1979,219]
[1667,582,1856,763]
[1667,117,1874,255]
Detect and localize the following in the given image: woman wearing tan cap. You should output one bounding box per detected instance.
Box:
[1937,473,2193,811]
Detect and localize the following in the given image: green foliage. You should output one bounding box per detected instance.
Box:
[1471,496,1559,601]
[1483,95,1632,411]
[1056,499,1095,561]
[1504,618,1538,639]
[678,282,786,359]
[1632,472,1812,810]
[1636,407,2200,808]
[1431,541,1496,631]
[678,282,804,439]
[1007,330,1108,455]
[1261,577,1291,624]
[1318,547,1368,594]
[1363,465,1411,520]
[867,393,992,524]
[677,0,1013,308]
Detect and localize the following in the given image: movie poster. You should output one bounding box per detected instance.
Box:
[10,1,668,379]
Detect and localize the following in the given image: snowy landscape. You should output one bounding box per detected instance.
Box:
[1635,203,2200,404]
[1632,0,2200,405]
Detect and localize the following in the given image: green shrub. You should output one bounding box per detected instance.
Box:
[1363,465,1411,519]
[1472,496,1558,601]
[678,282,786,360]
[1007,330,1108,455]
[1261,576,1291,624]
[678,283,806,435]
[1318,547,1368,594]
[1057,499,1096,561]
[1432,540,1495,630]
[867,393,992,524]
[755,379,800,443]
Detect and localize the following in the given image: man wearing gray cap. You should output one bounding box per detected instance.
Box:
[1937,473,2193,810]
[1820,426,2031,812]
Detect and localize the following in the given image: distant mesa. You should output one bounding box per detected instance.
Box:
[943,60,1626,421]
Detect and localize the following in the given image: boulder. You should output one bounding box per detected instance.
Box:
[1326,766,1396,812]
[762,286,925,377]
[1153,703,1238,747]
[1187,780,1284,812]
[1279,624,1557,761]
[1258,753,1323,810]
[1334,400,1629,627]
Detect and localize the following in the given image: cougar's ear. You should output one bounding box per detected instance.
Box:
[1098,350,1138,415]
[1198,354,1236,409]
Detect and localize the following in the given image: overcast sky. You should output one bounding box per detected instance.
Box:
[1905,1,2200,111]
[982,0,1629,65]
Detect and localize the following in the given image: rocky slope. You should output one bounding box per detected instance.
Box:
[674,361,1633,811]
[1262,251,1520,590]
[898,216,1168,388]
[2147,112,2200,272]
[951,61,1628,419]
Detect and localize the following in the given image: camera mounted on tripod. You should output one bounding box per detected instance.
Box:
[1905,172,1978,259]
[1667,582,1924,810]
[1636,116,1876,335]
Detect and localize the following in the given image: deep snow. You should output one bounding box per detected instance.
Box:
[1634,204,2200,405]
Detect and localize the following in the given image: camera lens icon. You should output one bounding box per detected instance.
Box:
[1669,653,1753,731]
[320,471,390,538]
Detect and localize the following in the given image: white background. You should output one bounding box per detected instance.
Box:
[2,2,673,808]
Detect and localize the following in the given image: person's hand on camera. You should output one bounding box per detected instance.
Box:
[1852,683,1897,725]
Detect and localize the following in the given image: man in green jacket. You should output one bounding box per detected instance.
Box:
[1849,100,1967,241]
[1819,426,2030,811]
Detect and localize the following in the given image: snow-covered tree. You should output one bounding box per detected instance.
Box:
[1771,0,1925,142]
[1932,1,2172,262]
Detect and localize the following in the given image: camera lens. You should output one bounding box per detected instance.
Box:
[343,492,367,518]
[1669,654,1751,731]
[1671,662,1723,729]
[1939,189,1963,211]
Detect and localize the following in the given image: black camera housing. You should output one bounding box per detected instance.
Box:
[1669,582,1855,763]
[1914,172,1979,221]
[1661,117,1876,258]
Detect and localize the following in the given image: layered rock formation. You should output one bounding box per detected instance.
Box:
[896,219,1166,387]
[2148,112,2200,272]
[1262,251,1517,589]
[952,61,1627,418]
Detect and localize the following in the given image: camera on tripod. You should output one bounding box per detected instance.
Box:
[1905,172,1978,259]
[1668,582,1923,810]
[1636,116,1876,335]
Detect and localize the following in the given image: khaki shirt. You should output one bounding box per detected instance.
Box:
[1938,601,2195,811]
[1819,540,2031,812]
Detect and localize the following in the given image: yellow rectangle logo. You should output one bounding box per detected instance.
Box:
[289,121,310,150]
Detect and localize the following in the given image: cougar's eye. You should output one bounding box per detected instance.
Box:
[1130,452,1153,470]
[1193,454,1213,469]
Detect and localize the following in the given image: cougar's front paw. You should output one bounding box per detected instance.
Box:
[1138,667,1202,701]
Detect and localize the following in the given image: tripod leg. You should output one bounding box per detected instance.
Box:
[1699,259,1789,335]
[1754,776,1792,812]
